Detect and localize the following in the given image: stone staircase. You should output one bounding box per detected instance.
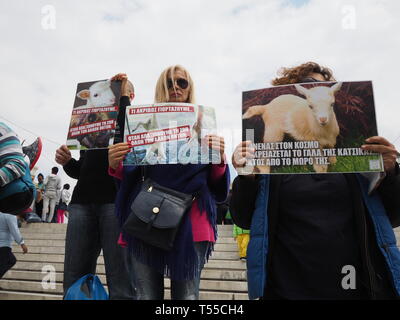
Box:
[0,223,248,300]
[2,223,400,301]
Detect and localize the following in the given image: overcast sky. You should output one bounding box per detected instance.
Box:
[0,0,399,188]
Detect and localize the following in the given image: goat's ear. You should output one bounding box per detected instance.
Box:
[77,89,90,100]
[330,82,342,94]
[294,84,309,97]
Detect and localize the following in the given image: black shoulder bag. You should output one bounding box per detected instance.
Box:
[123,167,194,251]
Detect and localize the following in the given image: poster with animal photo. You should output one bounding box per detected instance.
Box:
[123,103,220,165]
[66,79,121,150]
[240,81,383,175]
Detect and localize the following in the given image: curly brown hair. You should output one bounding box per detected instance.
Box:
[271,61,335,85]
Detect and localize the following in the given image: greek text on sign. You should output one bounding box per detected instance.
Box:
[127,126,191,147]
[129,105,195,115]
[72,106,118,115]
[69,119,116,137]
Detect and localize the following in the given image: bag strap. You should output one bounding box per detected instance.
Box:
[141,166,147,182]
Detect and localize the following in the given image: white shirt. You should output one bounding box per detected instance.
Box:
[0,212,24,248]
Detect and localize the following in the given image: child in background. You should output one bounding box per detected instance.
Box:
[233,224,250,261]
[57,184,70,224]
[224,210,233,225]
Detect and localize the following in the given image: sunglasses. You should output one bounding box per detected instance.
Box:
[167,78,189,90]
[300,77,322,83]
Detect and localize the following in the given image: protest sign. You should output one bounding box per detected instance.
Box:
[240,81,383,174]
[66,79,121,150]
[123,103,220,165]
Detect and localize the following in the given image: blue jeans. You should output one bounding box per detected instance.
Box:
[132,241,209,300]
[63,204,135,299]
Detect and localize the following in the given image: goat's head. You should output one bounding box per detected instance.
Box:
[77,79,116,107]
[295,82,342,126]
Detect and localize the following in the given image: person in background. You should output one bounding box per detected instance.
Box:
[108,65,230,300]
[35,173,45,216]
[217,199,229,224]
[56,184,71,224]
[224,209,233,225]
[42,167,62,223]
[233,224,250,261]
[217,190,232,225]
[55,73,136,300]
[0,123,27,201]
[0,213,28,281]
[0,123,39,216]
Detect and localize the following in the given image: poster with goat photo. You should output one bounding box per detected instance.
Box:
[66,79,121,150]
[123,103,221,165]
[240,81,383,175]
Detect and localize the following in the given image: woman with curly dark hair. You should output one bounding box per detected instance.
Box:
[230,62,400,300]
[272,61,334,85]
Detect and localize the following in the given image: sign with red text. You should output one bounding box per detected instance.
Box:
[240,81,383,175]
[124,103,220,165]
[66,79,121,150]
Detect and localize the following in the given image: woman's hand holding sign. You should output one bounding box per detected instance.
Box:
[232,141,256,174]
[55,145,72,166]
[108,142,131,170]
[362,136,399,175]
[205,134,226,162]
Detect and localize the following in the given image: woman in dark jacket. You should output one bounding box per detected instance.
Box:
[230,62,400,300]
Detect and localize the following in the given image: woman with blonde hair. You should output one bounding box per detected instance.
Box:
[108,65,229,300]
[154,65,196,104]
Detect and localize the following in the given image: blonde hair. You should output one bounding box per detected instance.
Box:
[154,65,195,103]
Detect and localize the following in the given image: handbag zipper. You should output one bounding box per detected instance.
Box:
[145,184,193,203]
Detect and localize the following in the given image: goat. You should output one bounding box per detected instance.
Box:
[76,79,116,109]
[242,82,342,173]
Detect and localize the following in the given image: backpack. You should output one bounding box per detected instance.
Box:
[0,161,36,215]
[64,274,109,300]
[25,212,42,223]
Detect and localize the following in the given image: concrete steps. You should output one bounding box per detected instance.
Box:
[11,243,238,253]
[1,271,248,293]
[5,223,397,301]
[0,222,247,300]
[11,251,241,264]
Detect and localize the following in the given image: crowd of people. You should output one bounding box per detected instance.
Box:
[30,168,71,224]
[0,61,400,300]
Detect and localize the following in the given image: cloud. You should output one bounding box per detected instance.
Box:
[0,0,399,187]
[284,0,311,8]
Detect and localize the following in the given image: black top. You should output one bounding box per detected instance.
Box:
[64,96,130,204]
[265,174,368,299]
[230,167,400,299]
